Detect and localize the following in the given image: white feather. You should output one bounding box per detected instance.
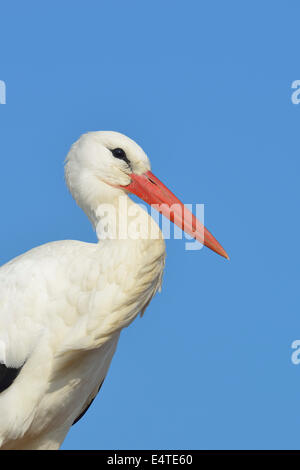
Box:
[0,132,165,449]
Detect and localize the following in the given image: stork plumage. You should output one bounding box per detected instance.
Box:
[0,131,228,450]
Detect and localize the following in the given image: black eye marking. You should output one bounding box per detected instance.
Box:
[111,148,132,170]
[111,148,126,159]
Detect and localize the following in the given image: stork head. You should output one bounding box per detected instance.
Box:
[65,131,228,259]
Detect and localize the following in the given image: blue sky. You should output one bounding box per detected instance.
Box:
[0,0,299,450]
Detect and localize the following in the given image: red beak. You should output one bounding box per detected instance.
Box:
[122,170,229,260]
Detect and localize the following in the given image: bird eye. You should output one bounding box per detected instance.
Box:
[111,148,127,160]
[111,148,132,170]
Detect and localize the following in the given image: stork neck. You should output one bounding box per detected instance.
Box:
[93,195,162,243]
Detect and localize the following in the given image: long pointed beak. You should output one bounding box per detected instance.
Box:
[122,170,229,260]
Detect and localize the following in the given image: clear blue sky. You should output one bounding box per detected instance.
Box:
[0,0,299,450]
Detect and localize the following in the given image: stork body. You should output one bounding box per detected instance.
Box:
[0,237,164,449]
[0,131,227,449]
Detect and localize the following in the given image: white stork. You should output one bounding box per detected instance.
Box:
[0,131,228,450]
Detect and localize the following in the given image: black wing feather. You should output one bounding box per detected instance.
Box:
[0,363,22,393]
[72,380,104,426]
